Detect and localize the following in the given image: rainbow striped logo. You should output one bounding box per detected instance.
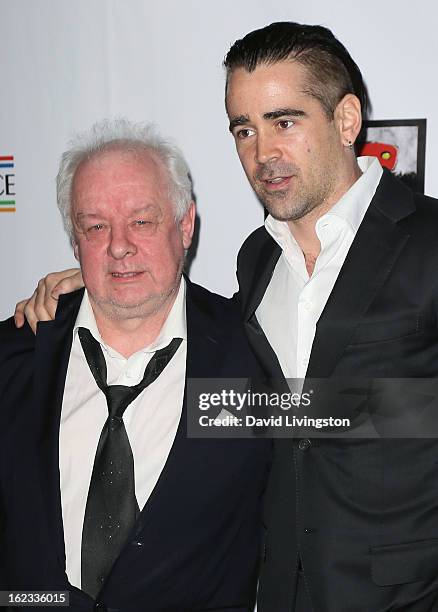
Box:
[0,156,15,212]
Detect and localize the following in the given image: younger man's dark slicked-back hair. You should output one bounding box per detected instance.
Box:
[224,22,368,119]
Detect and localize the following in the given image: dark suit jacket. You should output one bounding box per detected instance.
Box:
[0,279,271,612]
[235,170,438,612]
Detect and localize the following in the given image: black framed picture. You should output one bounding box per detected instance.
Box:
[357,119,426,193]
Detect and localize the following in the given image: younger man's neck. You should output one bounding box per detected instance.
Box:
[286,160,362,276]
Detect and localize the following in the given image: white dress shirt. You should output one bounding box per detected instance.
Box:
[59,278,187,589]
[256,157,383,379]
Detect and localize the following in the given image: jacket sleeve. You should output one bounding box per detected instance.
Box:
[0,318,35,595]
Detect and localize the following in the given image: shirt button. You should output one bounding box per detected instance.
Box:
[298,438,311,450]
[304,301,313,311]
[302,358,309,366]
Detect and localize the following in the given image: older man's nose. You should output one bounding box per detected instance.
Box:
[107,228,137,259]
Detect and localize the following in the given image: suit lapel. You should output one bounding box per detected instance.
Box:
[34,289,84,568]
[185,278,231,377]
[241,238,285,378]
[242,237,281,321]
[307,171,415,377]
[131,279,227,536]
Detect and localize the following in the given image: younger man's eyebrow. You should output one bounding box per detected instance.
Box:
[263,108,307,120]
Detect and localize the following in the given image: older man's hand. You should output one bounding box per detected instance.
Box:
[14,269,84,333]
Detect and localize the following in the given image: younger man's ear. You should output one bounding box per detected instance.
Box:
[336,93,362,146]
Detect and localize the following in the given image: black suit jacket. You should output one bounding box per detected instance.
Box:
[0,279,271,612]
[236,170,438,612]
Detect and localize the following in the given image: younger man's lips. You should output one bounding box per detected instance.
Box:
[262,176,292,190]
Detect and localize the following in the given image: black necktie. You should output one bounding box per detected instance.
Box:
[78,327,182,598]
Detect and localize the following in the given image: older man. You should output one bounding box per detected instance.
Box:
[14,22,438,612]
[0,119,270,611]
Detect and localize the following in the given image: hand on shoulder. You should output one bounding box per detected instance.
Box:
[14,269,84,333]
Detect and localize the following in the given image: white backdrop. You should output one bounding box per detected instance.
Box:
[1,0,438,318]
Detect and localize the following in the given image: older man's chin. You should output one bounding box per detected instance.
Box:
[89,289,179,322]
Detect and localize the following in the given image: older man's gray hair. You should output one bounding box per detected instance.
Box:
[57,118,193,242]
